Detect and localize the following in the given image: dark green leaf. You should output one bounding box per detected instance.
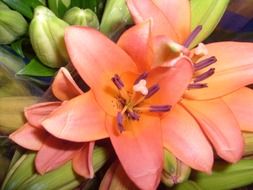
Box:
[10,39,25,58]
[17,58,57,77]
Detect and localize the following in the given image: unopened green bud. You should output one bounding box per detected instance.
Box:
[100,0,132,39]
[0,3,28,44]
[0,96,38,134]
[243,132,253,156]
[162,149,191,187]
[0,1,9,10]
[192,159,253,190]
[190,0,229,48]
[63,7,99,29]
[1,147,109,190]
[29,6,69,68]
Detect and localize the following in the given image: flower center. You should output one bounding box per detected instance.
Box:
[111,72,171,132]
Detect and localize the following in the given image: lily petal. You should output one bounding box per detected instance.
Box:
[65,26,137,115]
[52,67,83,101]
[106,115,163,190]
[152,0,191,42]
[42,91,108,142]
[185,42,253,100]
[162,104,213,173]
[147,57,193,106]
[72,142,95,178]
[35,136,83,174]
[117,21,153,72]
[126,0,178,41]
[25,102,61,128]
[223,87,253,132]
[182,98,244,163]
[9,123,47,151]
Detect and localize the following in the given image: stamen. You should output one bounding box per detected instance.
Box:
[149,105,171,112]
[183,25,202,48]
[194,43,208,56]
[145,84,160,99]
[128,111,140,120]
[188,83,208,89]
[194,56,217,71]
[134,72,148,84]
[194,68,215,83]
[117,112,124,133]
[112,74,124,89]
[133,79,148,95]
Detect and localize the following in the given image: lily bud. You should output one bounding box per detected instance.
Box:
[162,149,191,187]
[63,7,99,29]
[99,162,139,190]
[191,159,253,190]
[243,132,253,156]
[29,6,69,68]
[0,2,28,44]
[1,147,109,190]
[190,0,229,48]
[100,0,132,39]
[0,96,38,134]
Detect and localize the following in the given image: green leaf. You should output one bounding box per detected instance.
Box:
[17,58,57,77]
[10,39,25,58]
[2,0,43,19]
[190,0,229,48]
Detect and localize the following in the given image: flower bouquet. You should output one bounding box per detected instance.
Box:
[1,0,253,190]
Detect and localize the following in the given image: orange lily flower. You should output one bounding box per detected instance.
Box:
[123,0,253,173]
[23,25,194,190]
[9,69,95,179]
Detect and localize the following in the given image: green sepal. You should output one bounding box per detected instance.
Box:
[191,159,253,190]
[190,0,229,48]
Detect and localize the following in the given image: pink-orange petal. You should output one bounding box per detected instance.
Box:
[162,104,213,173]
[42,91,108,142]
[65,26,137,115]
[106,115,163,190]
[152,0,191,43]
[99,162,139,190]
[147,57,193,106]
[182,98,244,163]
[127,0,178,41]
[117,21,153,72]
[185,42,253,100]
[72,142,95,178]
[9,123,47,151]
[35,136,83,174]
[223,87,253,132]
[52,67,83,101]
[25,101,61,128]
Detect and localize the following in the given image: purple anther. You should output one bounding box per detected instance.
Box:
[149,105,171,112]
[117,112,124,133]
[112,74,124,89]
[188,83,208,89]
[194,56,217,71]
[128,111,140,120]
[194,68,215,83]
[134,72,148,84]
[145,84,160,99]
[183,25,202,48]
